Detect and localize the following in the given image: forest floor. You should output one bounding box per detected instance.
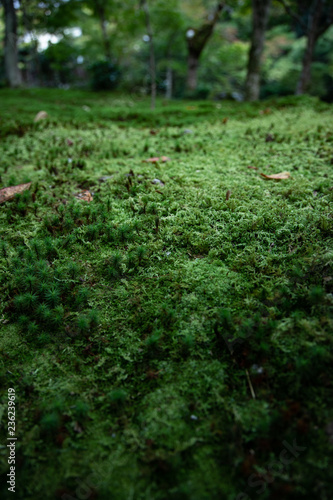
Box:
[0,89,332,500]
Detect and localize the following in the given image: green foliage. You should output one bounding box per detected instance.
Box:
[108,388,127,404]
[77,315,89,334]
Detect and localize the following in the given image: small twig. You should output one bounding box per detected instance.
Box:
[245,369,256,399]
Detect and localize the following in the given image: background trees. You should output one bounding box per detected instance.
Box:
[0,0,332,100]
[244,0,271,101]
[185,1,225,92]
[277,0,333,95]
[3,0,22,87]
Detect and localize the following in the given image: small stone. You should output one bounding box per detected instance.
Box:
[152,179,164,186]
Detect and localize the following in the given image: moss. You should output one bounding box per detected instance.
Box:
[0,90,332,500]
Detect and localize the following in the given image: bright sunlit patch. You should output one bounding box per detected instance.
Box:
[64,27,82,38]
[22,33,62,51]
[186,29,195,39]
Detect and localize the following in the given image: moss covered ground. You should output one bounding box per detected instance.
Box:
[0,89,332,500]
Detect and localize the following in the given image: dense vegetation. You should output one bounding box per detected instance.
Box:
[1,0,333,101]
[0,90,332,499]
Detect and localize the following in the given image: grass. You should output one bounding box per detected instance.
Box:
[0,89,332,500]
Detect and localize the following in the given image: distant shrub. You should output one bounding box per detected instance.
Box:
[90,60,120,91]
[184,85,211,100]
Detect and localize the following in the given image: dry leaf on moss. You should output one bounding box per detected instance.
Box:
[34,111,48,122]
[260,171,290,180]
[74,190,93,202]
[144,156,171,163]
[259,108,271,115]
[0,182,32,204]
[143,157,160,163]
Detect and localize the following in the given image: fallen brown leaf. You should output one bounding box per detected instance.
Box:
[146,370,160,380]
[143,157,160,163]
[247,165,258,170]
[222,117,228,124]
[34,111,48,122]
[260,108,271,115]
[226,189,231,200]
[74,190,93,202]
[260,171,290,180]
[0,182,32,204]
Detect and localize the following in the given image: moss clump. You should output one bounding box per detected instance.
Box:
[0,90,332,500]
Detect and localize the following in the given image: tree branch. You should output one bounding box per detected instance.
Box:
[276,0,307,31]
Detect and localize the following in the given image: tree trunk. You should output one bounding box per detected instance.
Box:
[3,0,22,88]
[296,0,323,95]
[141,0,156,110]
[186,1,225,92]
[187,52,199,91]
[165,64,173,99]
[277,0,333,95]
[244,0,271,101]
[296,29,317,94]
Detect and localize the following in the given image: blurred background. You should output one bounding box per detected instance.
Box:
[0,0,332,102]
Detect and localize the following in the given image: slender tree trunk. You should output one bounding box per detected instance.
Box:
[296,0,323,95]
[296,29,318,94]
[141,0,156,110]
[3,0,22,88]
[277,0,333,95]
[165,64,173,99]
[97,5,111,61]
[20,0,40,86]
[186,1,225,92]
[244,0,271,101]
